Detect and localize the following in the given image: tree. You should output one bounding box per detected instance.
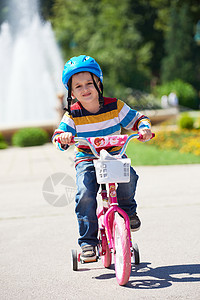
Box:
[33,0,200,96]
[39,0,55,20]
[0,0,8,26]
[161,2,196,85]
[51,0,153,97]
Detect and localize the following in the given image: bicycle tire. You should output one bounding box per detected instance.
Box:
[113,213,131,285]
[71,249,78,271]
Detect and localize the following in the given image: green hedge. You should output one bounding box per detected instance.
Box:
[0,142,8,149]
[154,79,198,109]
[0,132,8,149]
[12,128,49,147]
[178,113,194,129]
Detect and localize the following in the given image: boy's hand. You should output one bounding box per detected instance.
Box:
[58,132,75,145]
[138,128,152,142]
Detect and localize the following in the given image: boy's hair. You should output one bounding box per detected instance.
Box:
[66,77,72,114]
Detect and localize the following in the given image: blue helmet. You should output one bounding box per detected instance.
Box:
[62,55,103,89]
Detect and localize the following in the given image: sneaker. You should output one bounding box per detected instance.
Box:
[129,213,141,232]
[80,245,97,263]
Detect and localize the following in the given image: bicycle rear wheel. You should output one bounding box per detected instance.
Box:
[113,213,131,285]
[71,249,78,271]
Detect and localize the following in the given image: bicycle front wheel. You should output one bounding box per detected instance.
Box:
[113,213,131,285]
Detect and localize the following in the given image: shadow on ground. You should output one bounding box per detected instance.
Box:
[94,263,200,289]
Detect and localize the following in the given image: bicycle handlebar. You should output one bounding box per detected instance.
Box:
[57,133,155,159]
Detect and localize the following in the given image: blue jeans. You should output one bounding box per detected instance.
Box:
[75,160,139,247]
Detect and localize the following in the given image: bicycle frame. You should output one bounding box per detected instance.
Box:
[58,133,154,284]
[71,133,143,250]
[98,183,132,252]
[57,133,148,252]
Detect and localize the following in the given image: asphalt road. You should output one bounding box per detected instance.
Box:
[0,144,200,300]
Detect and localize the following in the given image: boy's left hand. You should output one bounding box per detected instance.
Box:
[138,128,152,142]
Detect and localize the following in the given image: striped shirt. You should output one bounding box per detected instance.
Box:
[52,97,151,163]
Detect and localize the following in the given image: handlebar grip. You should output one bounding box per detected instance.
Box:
[57,136,75,144]
[138,132,155,140]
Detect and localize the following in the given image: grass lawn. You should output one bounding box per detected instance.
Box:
[126,141,200,166]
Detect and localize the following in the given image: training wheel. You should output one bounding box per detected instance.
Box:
[71,249,78,271]
[132,243,140,265]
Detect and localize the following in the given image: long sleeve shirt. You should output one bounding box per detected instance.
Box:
[52,97,151,164]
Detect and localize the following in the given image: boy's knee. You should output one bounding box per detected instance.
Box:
[78,191,96,205]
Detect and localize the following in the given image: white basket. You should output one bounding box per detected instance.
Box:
[93,158,131,184]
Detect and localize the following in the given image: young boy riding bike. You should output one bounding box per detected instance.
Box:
[52,55,152,262]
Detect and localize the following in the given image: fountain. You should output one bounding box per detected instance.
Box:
[0,0,65,131]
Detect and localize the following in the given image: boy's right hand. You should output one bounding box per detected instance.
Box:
[58,132,75,145]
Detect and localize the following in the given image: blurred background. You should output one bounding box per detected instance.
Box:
[0,0,200,157]
[1,3,200,298]
[41,0,200,107]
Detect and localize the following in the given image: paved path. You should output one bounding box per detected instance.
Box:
[0,144,200,300]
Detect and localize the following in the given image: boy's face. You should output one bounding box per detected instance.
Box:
[71,72,100,106]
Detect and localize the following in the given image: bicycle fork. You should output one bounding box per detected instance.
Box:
[100,183,132,252]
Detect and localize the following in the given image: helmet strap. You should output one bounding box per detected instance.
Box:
[90,73,104,109]
[66,77,72,115]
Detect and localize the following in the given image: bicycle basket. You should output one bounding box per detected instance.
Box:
[93,158,131,184]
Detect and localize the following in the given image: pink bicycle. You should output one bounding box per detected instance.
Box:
[61,133,154,286]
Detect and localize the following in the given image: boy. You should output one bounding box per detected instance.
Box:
[52,55,152,262]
